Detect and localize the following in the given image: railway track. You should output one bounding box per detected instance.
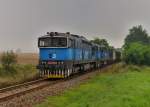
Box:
[0,70,91,103]
[0,78,61,102]
[0,63,115,103]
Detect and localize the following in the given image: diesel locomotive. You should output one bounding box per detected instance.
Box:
[37,32,121,78]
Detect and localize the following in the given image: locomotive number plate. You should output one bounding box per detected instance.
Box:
[48,61,57,65]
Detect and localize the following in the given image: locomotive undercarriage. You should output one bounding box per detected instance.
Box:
[37,60,102,78]
[39,68,73,78]
[38,60,74,78]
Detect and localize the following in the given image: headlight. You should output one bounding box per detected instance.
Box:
[41,61,46,64]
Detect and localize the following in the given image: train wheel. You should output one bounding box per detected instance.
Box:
[67,69,69,77]
[67,68,72,77]
[64,69,67,78]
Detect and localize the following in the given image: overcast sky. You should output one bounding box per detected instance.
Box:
[0,0,150,52]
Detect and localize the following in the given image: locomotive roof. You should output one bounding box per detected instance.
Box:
[38,32,109,48]
[39,32,66,38]
[39,32,87,40]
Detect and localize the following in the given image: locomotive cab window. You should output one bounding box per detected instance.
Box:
[38,37,67,47]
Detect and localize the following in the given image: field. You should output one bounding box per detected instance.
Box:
[14,53,38,65]
[0,53,39,65]
[37,64,150,107]
[0,53,39,88]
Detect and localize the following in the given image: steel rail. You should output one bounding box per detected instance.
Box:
[0,78,61,102]
[0,78,46,93]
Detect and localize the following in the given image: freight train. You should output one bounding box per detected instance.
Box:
[37,32,121,78]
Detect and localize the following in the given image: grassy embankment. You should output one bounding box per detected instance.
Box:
[37,63,150,107]
[0,53,39,88]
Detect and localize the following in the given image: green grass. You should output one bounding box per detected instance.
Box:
[36,64,150,107]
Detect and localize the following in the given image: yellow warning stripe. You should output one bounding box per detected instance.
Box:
[48,75,65,78]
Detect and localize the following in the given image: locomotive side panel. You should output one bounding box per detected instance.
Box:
[39,48,74,61]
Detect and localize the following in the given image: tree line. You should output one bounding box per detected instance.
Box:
[90,37,114,50]
[123,25,150,65]
[91,25,150,66]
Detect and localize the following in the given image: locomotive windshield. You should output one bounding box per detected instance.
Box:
[38,37,67,47]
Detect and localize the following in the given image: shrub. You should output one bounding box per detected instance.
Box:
[123,42,150,65]
[144,47,150,65]
[1,51,17,73]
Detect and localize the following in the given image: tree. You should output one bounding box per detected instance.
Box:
[123,42,150,65]
[122,25,150,65]
[1,51,17,72]
[91,37,109,47]
[144,47,150,65]
[123,42,144,65]
[124,25,150,46]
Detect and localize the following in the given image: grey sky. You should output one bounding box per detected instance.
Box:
[0,0,150,52]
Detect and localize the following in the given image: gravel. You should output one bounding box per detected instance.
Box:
[0,69,101,107]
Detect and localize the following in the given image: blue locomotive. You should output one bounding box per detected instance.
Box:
[37,32,120,78]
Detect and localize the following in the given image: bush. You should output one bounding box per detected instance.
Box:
[144,47,150,65]
[123,42,150,65]
[1,51,17,73]
[0,64,38,88]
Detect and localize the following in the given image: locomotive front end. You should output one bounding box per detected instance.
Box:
[37,32,73,78]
